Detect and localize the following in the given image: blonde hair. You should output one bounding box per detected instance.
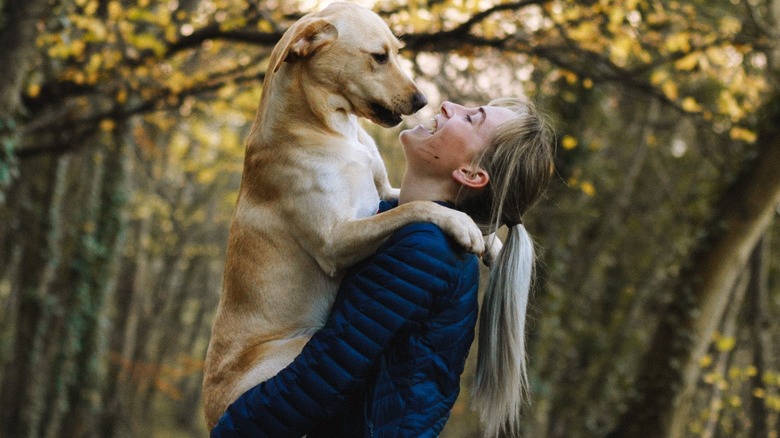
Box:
[456,96,554,437]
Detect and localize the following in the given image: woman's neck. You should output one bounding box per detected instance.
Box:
[398,172,459,205]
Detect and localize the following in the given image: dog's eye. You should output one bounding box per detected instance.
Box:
[371,52,389,64]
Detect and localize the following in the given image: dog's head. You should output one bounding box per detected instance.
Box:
[271,2,427,127]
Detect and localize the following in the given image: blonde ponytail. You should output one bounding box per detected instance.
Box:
[473,224,535,437]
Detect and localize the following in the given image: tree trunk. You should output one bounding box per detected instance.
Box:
[701,271,749,438]
[41,146,106,438]
[138,255,203,415]
[0,0,51,201]
[60,135,130,437]
[100,217,148,437]
[746,234,772,437]
[607,93,780,437]
[0,154,67,437]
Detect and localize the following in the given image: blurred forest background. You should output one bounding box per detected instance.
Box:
[1,0,779,437]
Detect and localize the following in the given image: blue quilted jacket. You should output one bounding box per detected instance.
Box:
[211,201,480,437]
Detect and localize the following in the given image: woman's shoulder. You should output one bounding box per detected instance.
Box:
[386,222,479,273]
[391,221,455,249]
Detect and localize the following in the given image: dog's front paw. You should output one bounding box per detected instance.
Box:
[482,233,503,267]
[381,187,401,201]
[438,209,485,256]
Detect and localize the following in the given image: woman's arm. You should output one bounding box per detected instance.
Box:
[211,223,462,437]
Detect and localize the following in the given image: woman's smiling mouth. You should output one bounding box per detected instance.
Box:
[427,116,439,134]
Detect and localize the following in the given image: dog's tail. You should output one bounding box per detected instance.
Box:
[473,224,534,437]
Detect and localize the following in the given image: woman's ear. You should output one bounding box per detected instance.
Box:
[452,167,489,189]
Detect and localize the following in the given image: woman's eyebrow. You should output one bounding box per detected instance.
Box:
[477,107,487,127]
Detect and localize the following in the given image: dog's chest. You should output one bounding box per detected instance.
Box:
[339,150,380,219]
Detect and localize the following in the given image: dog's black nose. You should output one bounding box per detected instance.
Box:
[411,92,428,113]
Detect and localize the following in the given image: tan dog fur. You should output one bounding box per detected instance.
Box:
[202,2,484,428]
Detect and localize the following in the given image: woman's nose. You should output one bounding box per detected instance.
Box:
[441,101,461,117]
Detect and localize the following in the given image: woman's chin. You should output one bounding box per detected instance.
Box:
[401,124,432,142]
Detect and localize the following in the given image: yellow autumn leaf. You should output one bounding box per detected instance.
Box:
[608,7,624,29]
[27,83,41,98]
[665,32,691,53]
[165,25,178,43]
[482,20,497,39]
[580,181,595,197]
[720,16,741,35]
[610,35,634,66]
[582,78,593,89]
[729,126,757,143]
[257,20,274,33]
[86,53,103,73]
[84,0,99,16]
[100,119,116,132]
[681,97,702,112]
[562,135,578,150]
[715,335,736,352]
[569,21,600,44]
[219,16,247,32]
[108,1,122,20]
[70,39,87,57]
[72,71,86,84]
[650,69,668,86]
[674,53,699,71]
[718,91,745,120]
[662,80,679,100]
[131,33,166,57]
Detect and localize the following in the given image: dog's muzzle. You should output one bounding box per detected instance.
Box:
[370,102,404,127]
[370,92,428,127]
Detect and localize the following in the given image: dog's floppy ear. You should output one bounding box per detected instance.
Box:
[272,18,338,73]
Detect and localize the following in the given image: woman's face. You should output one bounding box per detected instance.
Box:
[400,101,515,178]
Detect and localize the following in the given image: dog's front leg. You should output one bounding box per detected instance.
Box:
[308,201,485,277]
[358,127,399,201]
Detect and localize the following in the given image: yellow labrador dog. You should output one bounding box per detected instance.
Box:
[202,2,484,427]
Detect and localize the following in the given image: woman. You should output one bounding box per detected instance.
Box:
[211,97,554,437]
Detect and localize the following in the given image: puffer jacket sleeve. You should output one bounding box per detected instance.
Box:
[210,223,465,438]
